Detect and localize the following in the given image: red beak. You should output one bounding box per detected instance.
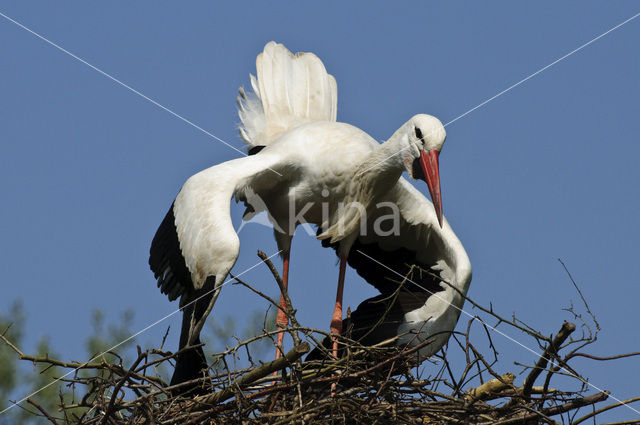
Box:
[419,150,443,227]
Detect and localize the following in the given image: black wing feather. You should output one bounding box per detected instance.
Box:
[313,230,446,354]
[248,145,266,155]
[149,203,193,301]
[319,232,443,296]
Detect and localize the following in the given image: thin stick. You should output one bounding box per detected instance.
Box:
[25,398,59,425]
[558,258,600,331]
[571,395,640,425]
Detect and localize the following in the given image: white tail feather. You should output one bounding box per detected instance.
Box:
[237,41,338,147]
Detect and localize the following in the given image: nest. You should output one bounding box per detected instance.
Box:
[2,255,638,424]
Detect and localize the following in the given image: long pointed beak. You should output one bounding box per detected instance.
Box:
[419,150,443,227]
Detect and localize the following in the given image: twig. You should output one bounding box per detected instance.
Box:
[522,321,575,400]
[26,398,60,425]
[566,351,640,362]
[571,395,640,425]
[558,258,600,332]
[483,391,609,425]
[0,330,25,356]
[100,350,147,424]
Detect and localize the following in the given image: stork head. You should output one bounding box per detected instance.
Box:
[402,114,446,227]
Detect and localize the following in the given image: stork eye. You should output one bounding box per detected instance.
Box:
[414,127,423,140]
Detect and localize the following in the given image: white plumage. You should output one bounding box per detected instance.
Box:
[348,178,471,359]
[238,41,337,145]
[150,41,471,387]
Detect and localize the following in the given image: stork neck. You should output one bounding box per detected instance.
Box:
[354,131,407,199]
[319,128,410,242]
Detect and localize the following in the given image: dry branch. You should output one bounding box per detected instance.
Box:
[466,372,515,400]
[522,321,575,400]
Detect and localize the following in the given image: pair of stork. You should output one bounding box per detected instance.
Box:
[149,42,472,387]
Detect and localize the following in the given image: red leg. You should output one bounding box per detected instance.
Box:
[330,256,347,359]
[274,250,290,362]
[330,255,347,395]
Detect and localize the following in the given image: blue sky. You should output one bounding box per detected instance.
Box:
[1,2,639,421]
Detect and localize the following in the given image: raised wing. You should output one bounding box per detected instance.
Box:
[238,41,338,146]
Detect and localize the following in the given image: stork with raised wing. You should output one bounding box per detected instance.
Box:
[149,41,471,388]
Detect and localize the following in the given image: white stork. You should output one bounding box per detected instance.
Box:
[149,42,471,387]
